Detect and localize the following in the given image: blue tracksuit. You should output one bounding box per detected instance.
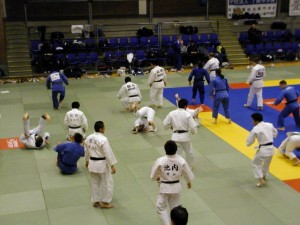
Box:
[172,40,182,71]
[54,142,84,174]
[46,71,69,109]
[274,86,300,128]
[209,75,230,119]
[188,67,210,104]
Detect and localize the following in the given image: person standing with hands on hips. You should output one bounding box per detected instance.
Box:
[85,121,117,209]
[46,70,69,110]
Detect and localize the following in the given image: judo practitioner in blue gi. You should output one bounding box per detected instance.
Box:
[274,80,300,131]
[53,133,85,174]
[209,69,231,124]
[46,70,69,109]
[188,61,210,105]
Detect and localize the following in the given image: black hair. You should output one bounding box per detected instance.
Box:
[216,68,224,79]
[74,133,83,143]
[151,59,158,66]
[251,113,263,122]
[250,56,259,63]
[170,205,188,225]
[279,80,287,85]
[35,136,44,148]
[178,98,188,109]
[94,121,104,132]
[125,76,131,83]
[164,140,177,155]
[72,101,80,109]
[197,61,203,68]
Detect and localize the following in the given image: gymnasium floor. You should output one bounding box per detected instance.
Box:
[0,63,300,225]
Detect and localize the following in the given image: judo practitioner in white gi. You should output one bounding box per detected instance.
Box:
[151,140,194,225]
[278,132,300,165]
[85,121,117,208]
[64,101,88,139]
[131,103,157,134]
[163,98,198,169]
[175,93,202,126]
[247,113,278,187]
[20,112,51,149]
[117,76,142,112]
[148,60,167,108]
[244,56,266,110]
[203,52,220,81]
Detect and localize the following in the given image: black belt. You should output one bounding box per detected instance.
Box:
[129,95,138,97]
[161,180,179,184]
[154,79,163,82]
[259,142,273,148]
[210,69,217,71]
[68,126,81,129]
[90,157,106,161]
[216,89,226,92]
[174,130,188,133]
[286,99,297,105]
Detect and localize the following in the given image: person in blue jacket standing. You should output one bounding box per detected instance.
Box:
[54,133,84,174]
[46,70,69,109]
[209,69,231,124]
[188,61,210,105]
[273,80,300,131]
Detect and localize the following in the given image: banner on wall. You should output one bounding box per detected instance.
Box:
[289,0,300,16]
[227,0,277,19]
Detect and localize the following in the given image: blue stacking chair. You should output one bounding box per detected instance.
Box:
[191,34,200,45]
[31,40,41,54]
[295,29,300,40]
[207,46,215,53]
[85,38,96,50]
[264,43,274,55]
[274,30,284,42]
[161,35,171,47]
[114,50,127,66]
[264,31,274,42]
[149,36,159,47]
[210,33,220,46]
[140,37,149,48]
[181,34,190,46]
[245,44,256,55]
[88,52,99,65]
[291,42,299,53]
[66,53,78,66]
[239,32,248,44]
[255,43,264,55]
[119,37,129,48]
[282,42,292,53]
[108,37,119,48]
[129,37,139,48]
[78,52,88,65]
[199,33,210,45]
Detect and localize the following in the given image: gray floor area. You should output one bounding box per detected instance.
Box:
[0,64,300,225]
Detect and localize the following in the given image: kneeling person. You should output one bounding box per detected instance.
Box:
[132,104,156,134]
[53,133,85,174]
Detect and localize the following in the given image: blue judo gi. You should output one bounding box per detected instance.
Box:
[274,86,300,128]
[46,71,69,109]
[54,142,84,174]
[209,75,230,119]
[188,67,210,104]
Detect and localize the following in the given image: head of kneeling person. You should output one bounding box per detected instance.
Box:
[171,205,189,225]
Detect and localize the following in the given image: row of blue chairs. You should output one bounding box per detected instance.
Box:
[239,30,294,44]
[245,42,299,55]
[64,52,99,66]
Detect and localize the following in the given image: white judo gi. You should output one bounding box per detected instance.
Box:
[278,132,300,161]
[85,132,117,204]
[64,108,88,138]
[247,121,278,179]
[151,154,194,225]
[117,81,142,110]
[148,65,167,107]
[19,115,50,149]
[134,106,156,131]
[203,57,219,80]
[245,63,266,108]
[163,108,198,169]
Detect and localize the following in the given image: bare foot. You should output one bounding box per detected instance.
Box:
[228,119,231,124]
[43,112,51,120]
[93,202,101,208]
[277,127,285,131]
[100,202,114,209]
[23,112,29,120]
